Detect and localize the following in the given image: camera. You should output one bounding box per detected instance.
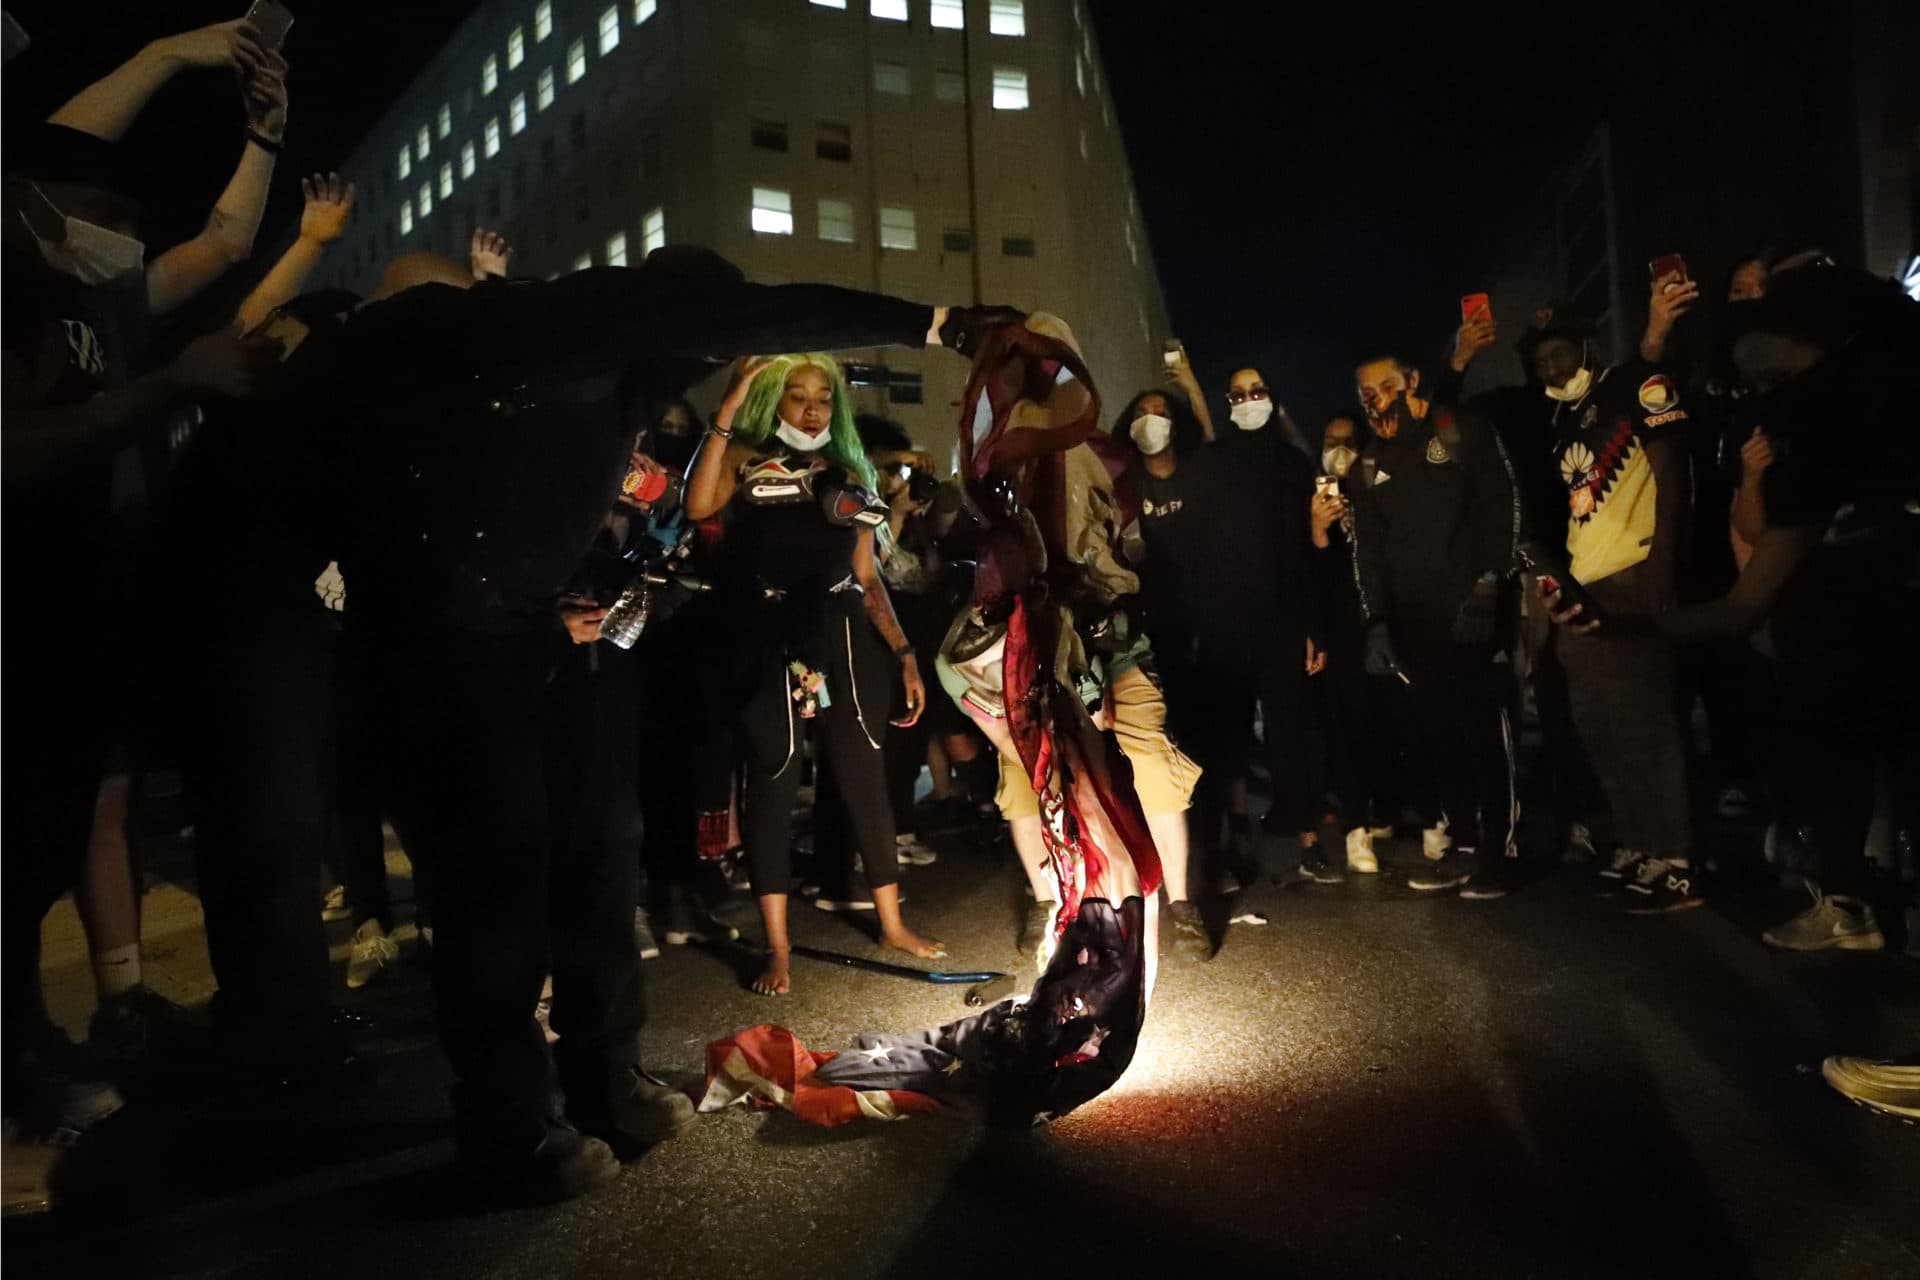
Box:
[905,465,939,504]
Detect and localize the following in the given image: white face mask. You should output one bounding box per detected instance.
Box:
[1322,445,1357,478]
[774,419,832,452]
[1544,365,1593,403]
[1129,413,1173,456]
[1230,399,1273,431]
[20,193,145,285]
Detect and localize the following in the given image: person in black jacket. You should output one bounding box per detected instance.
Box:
[288,244,1015,1201]
[1348,350,1522,899]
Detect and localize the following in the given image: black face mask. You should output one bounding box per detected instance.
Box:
[1367,390,1414,438]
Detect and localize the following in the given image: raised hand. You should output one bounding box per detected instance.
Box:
[470,228,513,280]
[243,51,289,141]
[298,173,355,244]
[1450,311,1498,372]
[156,19,268,75]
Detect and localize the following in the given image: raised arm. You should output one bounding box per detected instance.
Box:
[234,173,354,333]
[682,357,769,521]
[147,55,287,316]
[48,19,267,141]
[1163,340,1216,441]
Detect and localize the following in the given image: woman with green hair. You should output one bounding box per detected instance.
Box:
[685,354,946,995]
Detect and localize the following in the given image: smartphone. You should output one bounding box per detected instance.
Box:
[1162,338,1182,370]
[1460,292,1491,322]
[245,0,296,50]
[1648,253,1689,284]
[1314,474,1340,499]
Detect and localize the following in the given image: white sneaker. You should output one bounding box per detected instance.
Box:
[1762,890,1885,952]
[1345,827,1379,874]
[345,919,399,989]
[1421,822,1453,861]
[633,908,662,960]
[895,835,938,867]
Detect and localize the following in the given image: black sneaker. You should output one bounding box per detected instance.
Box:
[569,1066,695,1155]
[1459,856,1518,901]
[1168,901,1213,961]
[1623,860,1705,914]
[1295,851,1347,886]
[86,984,192,1067]
[1593,847,1646,895]
[460,1121,622,1205]
[1408,852,1472,893]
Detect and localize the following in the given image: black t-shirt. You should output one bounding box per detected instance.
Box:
[1179,428,1320,649]
[1133,466,1193,632]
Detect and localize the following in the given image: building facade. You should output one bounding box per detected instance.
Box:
[315,0,1170,459]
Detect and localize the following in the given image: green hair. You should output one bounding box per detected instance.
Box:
[732,353,878,493]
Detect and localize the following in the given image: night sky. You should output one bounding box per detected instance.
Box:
[6,2,1619,417]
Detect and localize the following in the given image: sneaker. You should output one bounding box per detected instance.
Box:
[661,889,742,947]
[571,1066,697,1153]
[1762,891,1885,952]
[1459,856,1517,901]
[1345,827,1379,875]
[1562,823,1598,867]
[86,983,189,1065]
[1167,900,1212,961]
[1421,822,1453,861]
[1623,860,1704,914]
[321,884,352,923]
[1408,851,1471,893]
[1820,1056,1920,1121]
[1715,786,1753,820]
[460,1121,621,1205]
[632,909,661,961]
[1018,900,1056,959]
[1295,850,1346,885]
[1593,846,1647,895]
[345,919,401,989]
[813,893,897,913]
[895,835,938,867]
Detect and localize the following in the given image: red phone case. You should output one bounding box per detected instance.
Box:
[1460,293,1491,321]
[1649,253,1688,282]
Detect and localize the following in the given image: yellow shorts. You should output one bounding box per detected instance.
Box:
[993,666,1202,820]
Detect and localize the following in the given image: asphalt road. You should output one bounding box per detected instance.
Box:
[11,828,1920,1280]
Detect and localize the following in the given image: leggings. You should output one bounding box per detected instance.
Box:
[742,607,900,897]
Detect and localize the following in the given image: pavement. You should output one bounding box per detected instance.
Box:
[8,813,1920,1280]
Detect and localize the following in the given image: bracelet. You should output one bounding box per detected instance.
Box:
[245,129,284,155]
[706,421,733,440]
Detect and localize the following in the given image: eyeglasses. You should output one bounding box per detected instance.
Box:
[1224,385,1270,405]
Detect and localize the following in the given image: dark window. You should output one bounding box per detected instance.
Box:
[941,228,973,253]
[841,362,888,387]
[486,185,502,219]
[815,121,852,162]
[514,160,529,197]
[1001,235,1036,258]
[570,111,588,151]
[751,107,789,152]
[888,370,924,405]
[641,133,662,178]
[541,137,558,176]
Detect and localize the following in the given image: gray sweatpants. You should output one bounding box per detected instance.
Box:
[1559,563,1693,860]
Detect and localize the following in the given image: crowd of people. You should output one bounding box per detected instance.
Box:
[5,13,1918,1215]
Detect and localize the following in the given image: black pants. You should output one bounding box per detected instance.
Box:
[1184,629,1318,838]
[630,613,704,903]
[1317,628,1408,832]
[1529,624,1608,840]
[741,609,899,898]
[188,607,339,1032]
[1394,622,1519,858]
[358,623,643,1152]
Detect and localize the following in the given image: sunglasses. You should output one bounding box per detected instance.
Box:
[1224,385,1270,405]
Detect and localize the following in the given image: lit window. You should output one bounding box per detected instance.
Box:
[751,106,789,152]
[606,232,628,266]
[398,147,412,180]
[482,54,499,95]
[1075,53,1085,96]
[930,0,964,29]
[816,120,852,162]
[642,206,665,253]
[437,104,452,138]
[634,0,657,22]
[873,60,910,95]
[599,7,620,54]
[439,162,454,198]
[568,38,587,82]
[992,66,1029,110]
[484,117,502,157]
[573,252,593,271]
[751,187,794,235]
[818,198,855,243]
[511,94,528,134]
[538,67,556,110]
[989,0,1025,36]
[461,141,477,178]
[879,206,916,251]
[418,182,433,217]
[535,1,553,40]
[870,0,907,20]
[400,203,414,234]
[508,27,525,69]
[935,69,966,103]
[810,0,847,7]
[417,127,431,160]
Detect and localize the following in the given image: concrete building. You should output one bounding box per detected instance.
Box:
[314,0,1170,459]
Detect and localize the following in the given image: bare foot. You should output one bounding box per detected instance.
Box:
[882,930,948,961]
[750,948,791,996]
